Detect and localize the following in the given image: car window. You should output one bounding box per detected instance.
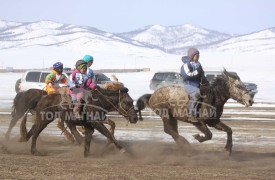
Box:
[25,72,41,82]
[154,73,165,80]
[165,73,177,80]
[65,72,72,77]
[96,74,110,81]
[206,74,215,82]
[40,72,50,82]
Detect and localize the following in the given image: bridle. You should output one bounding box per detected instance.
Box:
[227,80,250,103]
[94,88,134,118]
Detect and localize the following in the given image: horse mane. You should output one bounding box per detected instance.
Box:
[223,68,240,80]
[101,82,121,91]
[204,69,237,104]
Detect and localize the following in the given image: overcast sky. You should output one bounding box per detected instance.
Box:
[1,0,274,34]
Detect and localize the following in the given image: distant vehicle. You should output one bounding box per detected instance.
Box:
[15,70,70,93]
[15,70,122,93]
[149,71,258,98]
[149,72,182,90]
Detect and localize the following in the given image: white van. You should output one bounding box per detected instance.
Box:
[15,70,69,93]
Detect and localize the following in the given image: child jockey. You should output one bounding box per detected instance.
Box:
[71,60,95,119]
[45,62,70,94]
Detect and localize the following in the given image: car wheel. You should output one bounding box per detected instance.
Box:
[15,79,21,93]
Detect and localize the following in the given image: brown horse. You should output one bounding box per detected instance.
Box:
[137,69,254,155]
[5,87,80,143]
[5,89,47,140]
[21,83,138,156]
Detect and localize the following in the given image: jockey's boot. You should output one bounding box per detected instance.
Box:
[187,107,199,123]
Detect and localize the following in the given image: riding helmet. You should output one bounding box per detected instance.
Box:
[75,59,87,70]
[83,54,94,63]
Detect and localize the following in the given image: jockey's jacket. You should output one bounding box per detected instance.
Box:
[71,68,92,89]
[45,69,68,94]
[87,68,95,83]
[180,56,208,88]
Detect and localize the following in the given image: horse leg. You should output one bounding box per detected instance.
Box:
[57,119,75,144]
[5,110,24,140]
[83,125,94,157]
[31,120,52,155]
[66,122,85,145]
[91,122,125,153]
[192,122,213,143]
[162,114,190,152]
[212,121,233,155]
[104,118,116,145]
[18,111,29,142]
[138,110,143,121]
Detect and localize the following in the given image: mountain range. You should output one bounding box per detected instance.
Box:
[0,20,274,55]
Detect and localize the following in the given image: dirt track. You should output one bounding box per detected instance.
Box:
[1,116,275,179]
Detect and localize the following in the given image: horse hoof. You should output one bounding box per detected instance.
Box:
[32,150,43,156]
[18,137,27,142]
[64,135,75,144]
[120,148,127,154]
[192,134,201,142]
[225,149,232,156]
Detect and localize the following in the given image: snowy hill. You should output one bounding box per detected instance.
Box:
[204,28,275,52]
[117,24,232,54]
[0,20,275,70]
[0,20,178,70]
[0,20,147,49]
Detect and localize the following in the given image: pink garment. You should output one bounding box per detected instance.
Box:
[69,88,86,101]
[89,82,96,89]
[71,68,92,89]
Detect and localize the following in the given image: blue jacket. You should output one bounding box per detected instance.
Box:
[180,56,208,88]
[87,68,95,83]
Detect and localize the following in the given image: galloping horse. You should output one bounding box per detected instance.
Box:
[137,69,254,155]
[21,83,138,156]
[5,87,80,143]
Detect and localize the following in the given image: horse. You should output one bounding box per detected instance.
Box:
[5,87,82,144]
[136,69,254,155]
[21,83,138,156]
[5,89,47,140]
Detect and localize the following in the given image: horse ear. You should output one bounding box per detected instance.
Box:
[223,68,229,76]
[120,87,129,93]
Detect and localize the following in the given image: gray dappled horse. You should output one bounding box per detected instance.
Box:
[21,83,138,157]
[137,69,254,155]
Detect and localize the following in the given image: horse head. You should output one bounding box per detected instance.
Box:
[97,82,138,124]
[223,69,254,107]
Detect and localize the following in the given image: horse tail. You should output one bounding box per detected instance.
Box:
[12,91,24,117]
[135,94,152,121]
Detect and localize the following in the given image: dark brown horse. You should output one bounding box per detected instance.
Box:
[137,69,254,155]
[5,89,47,140]
[21,83,138,156]
[5,88,80,143]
